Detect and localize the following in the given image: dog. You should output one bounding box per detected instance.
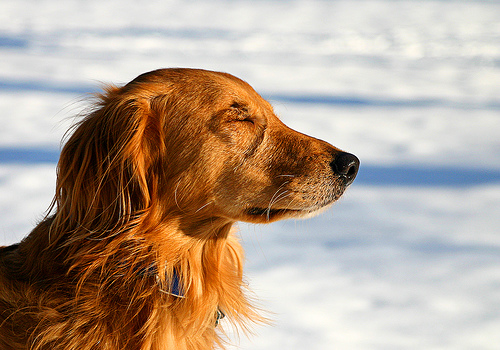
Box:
[0,68,359,349]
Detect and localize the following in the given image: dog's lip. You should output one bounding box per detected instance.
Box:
[246,207,300,217]
[245,181,349,219]
[244,207,305,222]
[245,191,341,218]
[245,201,333,218]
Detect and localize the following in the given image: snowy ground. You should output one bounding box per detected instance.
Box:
[1,1,500,349]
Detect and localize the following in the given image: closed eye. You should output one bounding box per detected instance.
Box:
[229,102,255,124]
[238,116,255,124]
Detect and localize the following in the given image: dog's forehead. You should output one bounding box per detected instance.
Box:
[218,76,274,112]
[129,68,274,114]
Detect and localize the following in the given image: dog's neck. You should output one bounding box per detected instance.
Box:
[175,214,235,239]
[138,262,227,326]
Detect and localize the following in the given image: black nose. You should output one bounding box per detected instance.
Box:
[331,152,360,186]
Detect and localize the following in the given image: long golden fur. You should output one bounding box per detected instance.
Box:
[0,68,359,349]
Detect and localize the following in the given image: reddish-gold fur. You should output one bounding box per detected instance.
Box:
[0,68,357,349]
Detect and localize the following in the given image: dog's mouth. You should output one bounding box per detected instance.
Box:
[245,199,337,222]
[244,207,303,222]
[245,204,335,222]
[244,179,351,222]
[239,170,357,223]
[246,207,299,217]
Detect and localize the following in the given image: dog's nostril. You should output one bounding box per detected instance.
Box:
[331,152,360,185]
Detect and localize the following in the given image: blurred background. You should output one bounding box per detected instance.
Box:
[1,0,499,349]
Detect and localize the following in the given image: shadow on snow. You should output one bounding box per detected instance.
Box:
[1,78,500,110]
[1,147,499,188]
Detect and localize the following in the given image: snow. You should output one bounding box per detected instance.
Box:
[1,0,500,349]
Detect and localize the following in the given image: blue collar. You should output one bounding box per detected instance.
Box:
[136,264,185,298]
[138,264,225,325]
[157,269,185,298]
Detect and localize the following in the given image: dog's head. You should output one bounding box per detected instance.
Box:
[57,68,358,234]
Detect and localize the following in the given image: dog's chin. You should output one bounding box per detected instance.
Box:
[242,200,337,223]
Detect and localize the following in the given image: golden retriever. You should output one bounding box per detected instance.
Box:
[0,68,359,349]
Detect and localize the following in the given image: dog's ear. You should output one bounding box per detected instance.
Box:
[53,86,164,238]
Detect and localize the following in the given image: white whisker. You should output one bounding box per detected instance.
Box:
[267,182,289,208]
[266,192,294,221]
[195,201,213,213]
[265,180,293,221]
